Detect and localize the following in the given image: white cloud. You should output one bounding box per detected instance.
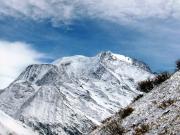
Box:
[0,40,44,89]
[0,0,180,25]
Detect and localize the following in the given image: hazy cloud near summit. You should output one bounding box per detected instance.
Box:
[0,0,180,25]
[0,41,44,89]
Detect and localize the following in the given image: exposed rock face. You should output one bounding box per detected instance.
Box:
[0,52,153,135]
[92,71,180,135]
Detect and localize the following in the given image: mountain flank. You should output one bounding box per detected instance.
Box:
[91,71,180,135]
[0,51,153,135]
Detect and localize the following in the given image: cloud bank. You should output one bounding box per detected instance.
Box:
[0,0,180,25]
[0,41,44,89]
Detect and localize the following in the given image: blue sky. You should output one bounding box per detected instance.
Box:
[0,0,180,88]
[1,17,179,71]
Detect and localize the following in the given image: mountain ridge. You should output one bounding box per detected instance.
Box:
[0,51,153,135]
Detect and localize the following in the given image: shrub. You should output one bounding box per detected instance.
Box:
[101,116,112,124]
[133,94,143,102]
[138,72,171,93]
[153,72,171,86]
[104,120,125,135]
[176,59,180,70]
[134,124,150,135]
[158,99,175,110]
[138,79,154,93]
[121,107,134,119]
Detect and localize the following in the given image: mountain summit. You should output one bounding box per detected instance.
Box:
[0,52,153,135]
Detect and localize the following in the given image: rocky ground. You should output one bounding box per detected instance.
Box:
[91,71,180,135]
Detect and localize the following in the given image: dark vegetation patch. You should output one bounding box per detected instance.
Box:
[100,107,134,135]
[102,120,125,135]
[138,79,154,93]
[102,107,134,125]
[101,116,112,124]
[158,99,175,110]
[133,94,143,102]
[138,72,171,93]
[133,124,150,135]
[176,59,180,71]
[101,107,134,124]
[121,107,134,119]
[153,72,171,86]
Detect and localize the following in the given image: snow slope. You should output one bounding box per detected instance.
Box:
[0,51,153,135]
[0,110,37,135]
[92,71,180,135]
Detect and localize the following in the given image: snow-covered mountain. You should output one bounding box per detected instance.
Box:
[0,51,153,135]
[92,71,180,135]
[0,110,37,135]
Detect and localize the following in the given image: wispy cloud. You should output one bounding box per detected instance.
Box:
[0,40,44,89]
[0,0,180,25]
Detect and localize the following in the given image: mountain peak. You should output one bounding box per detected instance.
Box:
[0,52,154,135]
[98,51,132,64]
